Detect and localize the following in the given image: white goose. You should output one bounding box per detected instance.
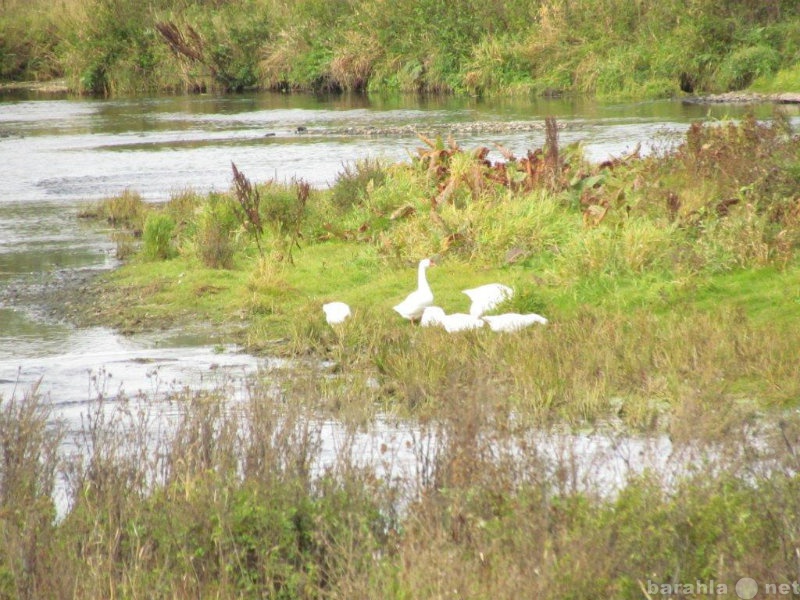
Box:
[462,283,514,317]
[420,306,485,333]
[393,258,435,322]
[482,312,548,332]
[322,301,351,325]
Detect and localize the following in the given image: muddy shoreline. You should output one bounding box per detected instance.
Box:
[682,91,800,104]
[4,79,798,106]
[1,266,114,329]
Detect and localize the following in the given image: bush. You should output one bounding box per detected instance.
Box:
[142,213,177,260]
[195,195,239,268]
[329,158,388,212]
[260,179,310,263]
[717,45,781,91]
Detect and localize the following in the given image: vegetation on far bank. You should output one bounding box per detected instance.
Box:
[2,0,800,98]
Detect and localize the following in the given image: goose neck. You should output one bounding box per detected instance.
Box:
[417,261,431,292]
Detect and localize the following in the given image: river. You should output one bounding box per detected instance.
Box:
[0,90,793,503]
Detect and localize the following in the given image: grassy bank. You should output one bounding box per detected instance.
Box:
[2,0,800,97]
[74,113,800,430]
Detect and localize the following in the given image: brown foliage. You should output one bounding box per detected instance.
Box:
[231,161,265,257]
[155,21,204,62]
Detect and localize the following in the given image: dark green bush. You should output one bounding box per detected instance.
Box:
[329,158,387,212]
[195,194,239,269]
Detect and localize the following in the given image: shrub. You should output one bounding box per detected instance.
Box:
[717,45,781,91]
[329,157,388,212]
[195,195,239,269]
[260,179,311,264]
[142,213,177,260]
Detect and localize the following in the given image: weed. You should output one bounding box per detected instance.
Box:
[258,178,310,264]
[3,354,800,597]
[0,388,64,598]
[330,157,388,213]
[231,161,265,258]
[141,213,177,261]
[194,194,239,269]
[85,188,148,232]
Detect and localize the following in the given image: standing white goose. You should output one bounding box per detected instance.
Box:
[482,312,548,332]
[322,301,351,325]
[462,283,513,317]
[393,258,435,322]
[420,306,485,333]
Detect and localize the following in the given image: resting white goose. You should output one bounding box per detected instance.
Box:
[322,301,351,325]
[419,305,445,328]
[482,312,548,332]
[462,283,514,317]
[420,306,485,333]
[393,258,435,322]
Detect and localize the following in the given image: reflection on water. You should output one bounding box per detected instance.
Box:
[0,331,262,404]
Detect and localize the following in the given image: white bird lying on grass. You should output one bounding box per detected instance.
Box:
[322,301,351,325]
[420,306,486,332]
[393,257,436,322]
[481,312,548,332]
[462,283,514,317]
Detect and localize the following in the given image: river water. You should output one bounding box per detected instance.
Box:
[0,90,793,499]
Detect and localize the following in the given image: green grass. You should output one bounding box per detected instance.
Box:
[3,0,800,97]
[79,115,800,427]
[668,265,800,326]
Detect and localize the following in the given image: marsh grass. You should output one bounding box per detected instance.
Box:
[142,213,177,261]
[2,368,800,598]
[82,115,800,427]
[331,305,799,428]
[193,193,240,269]
[80,188,148,231]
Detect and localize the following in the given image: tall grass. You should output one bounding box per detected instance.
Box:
[3,0,800,96]
[2,369,800,598]
[141,213,177,260]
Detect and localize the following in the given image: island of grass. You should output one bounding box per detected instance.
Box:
[78,113,800,430]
